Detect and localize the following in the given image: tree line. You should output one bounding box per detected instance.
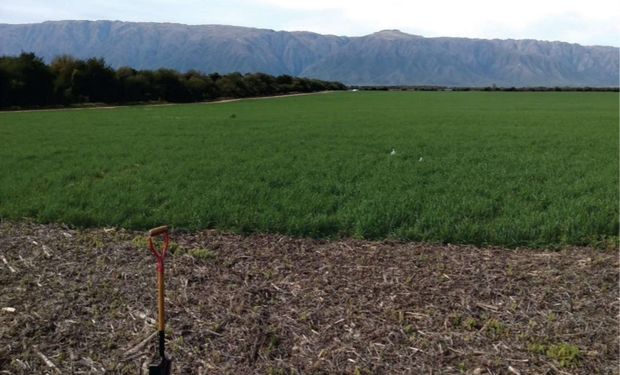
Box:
[0,53,347,108]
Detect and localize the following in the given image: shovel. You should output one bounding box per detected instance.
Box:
[147,225,172,375]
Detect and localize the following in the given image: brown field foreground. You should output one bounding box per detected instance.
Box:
[0,221,618,374]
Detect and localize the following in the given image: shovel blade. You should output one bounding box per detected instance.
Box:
[148,357,171,375]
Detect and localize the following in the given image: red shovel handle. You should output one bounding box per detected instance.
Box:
[149,225,169,237]
[148,226,170,270]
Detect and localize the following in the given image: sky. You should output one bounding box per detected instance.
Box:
[1,0,619,46]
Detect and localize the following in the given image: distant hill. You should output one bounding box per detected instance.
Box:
[0,20,617,87]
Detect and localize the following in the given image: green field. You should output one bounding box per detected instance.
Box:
[1,91,618,247]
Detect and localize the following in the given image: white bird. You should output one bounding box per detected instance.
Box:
[418,157,423,162]
[390,149,396,155]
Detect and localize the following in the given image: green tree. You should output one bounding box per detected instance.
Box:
[183,70,217,101]
[71,58,119,103]
[217,72,249,98]
[244,73,276,97]
[153,69,191,102]
[50,55,83,104]
[116,66,146,102]
[0,53,54,106]
[0,67,8,107]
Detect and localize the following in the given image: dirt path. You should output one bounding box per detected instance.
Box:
[0,221,617,374]
[0,91,334,114]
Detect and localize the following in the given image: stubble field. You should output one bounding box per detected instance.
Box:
[1,221,617,374]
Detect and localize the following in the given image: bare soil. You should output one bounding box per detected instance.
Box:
[0,221,618,374]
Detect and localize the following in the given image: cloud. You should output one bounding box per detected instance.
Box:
[481,11,620,46]
[249,0,620,45]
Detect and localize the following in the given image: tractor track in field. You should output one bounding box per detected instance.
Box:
[0,91,333,114]
[0,221,617,374]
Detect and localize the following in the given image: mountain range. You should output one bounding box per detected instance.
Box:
[0,20,617,87]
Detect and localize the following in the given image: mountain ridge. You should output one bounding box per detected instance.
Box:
[1,20,617,86]
[8,20,614,48]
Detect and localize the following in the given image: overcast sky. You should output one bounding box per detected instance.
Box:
[1,0,618,46]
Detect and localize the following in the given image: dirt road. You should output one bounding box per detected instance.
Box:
[0,91,334,114]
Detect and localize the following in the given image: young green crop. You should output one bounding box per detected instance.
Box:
[1,91,617,247]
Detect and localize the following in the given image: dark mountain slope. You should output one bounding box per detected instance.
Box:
[0,21,617,86]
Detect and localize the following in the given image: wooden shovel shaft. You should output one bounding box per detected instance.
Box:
[148,225,170,365]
